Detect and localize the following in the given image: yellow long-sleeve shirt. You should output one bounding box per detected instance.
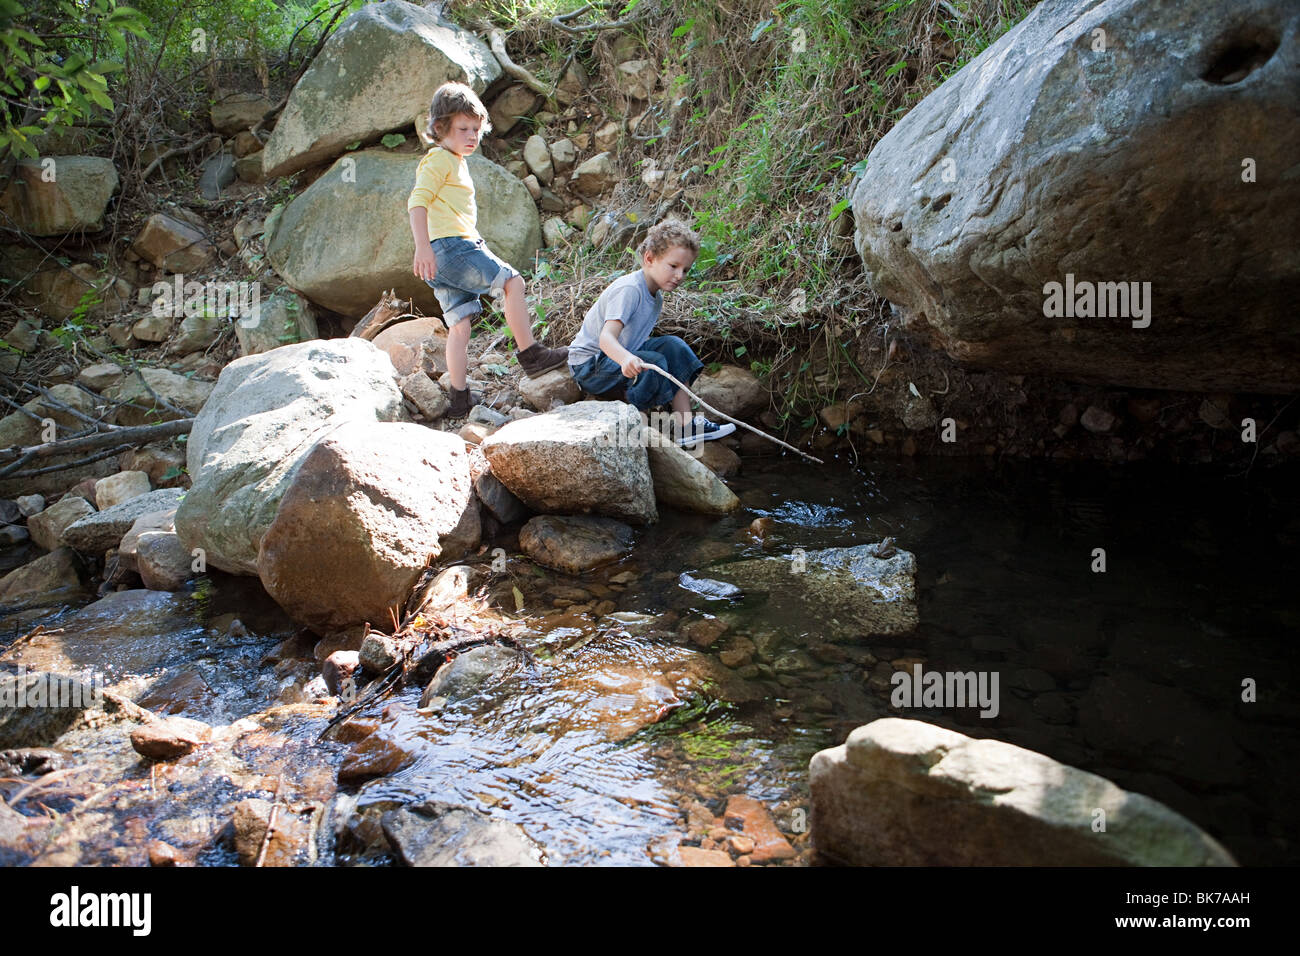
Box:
[407,146,479,241]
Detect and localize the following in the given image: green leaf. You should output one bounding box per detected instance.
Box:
[885,59,908,78]
[345,140,361,150]
[829,198,851,220]
[672,19,695,38]
[380,132,405,148]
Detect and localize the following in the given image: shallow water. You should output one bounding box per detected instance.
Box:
[3,456,1297,865]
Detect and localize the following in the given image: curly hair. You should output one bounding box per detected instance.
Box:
[426,82,492,141]
[637,218,701,260]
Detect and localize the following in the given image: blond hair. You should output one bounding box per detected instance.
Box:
[638,218,701,260]
[427,82,492,142]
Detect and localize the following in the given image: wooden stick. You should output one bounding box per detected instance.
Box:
[640,363,824,464]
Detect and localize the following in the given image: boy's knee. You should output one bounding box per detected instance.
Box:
[504,274,525,295]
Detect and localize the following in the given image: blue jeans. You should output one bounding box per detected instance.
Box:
[425,236,520,327]
[570,335,704,410]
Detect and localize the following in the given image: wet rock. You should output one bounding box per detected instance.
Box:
[359,634,399,674]
[679,616,730,649]
[137,671,213,715]
[256,420,473,632]
[519,515,635,575]
[129,716,212,760]
[724,795,795,863]
[711,543,918,639]
[646,438,740,515]
[0,747,68,776]
[418,644,519,709]
[63,488,185,554]
[231,797,311,867]
[696,441,740,478]
[481,401,657,524]
[851,0,1300,393]
[94,470,151,510]
[810,718,1237,866]
[322,650,361,696]
[174,338,406,574]
[0,548,88,609]
[381,800,542,867]
[0,670,102,748]
[104,368,214,426]
[147,840,184,867]
[27,496,95,551]
[409,565,473,616]
[0,156,118,235]
[691,365,767,420]
[260,2,499,180]
[338,731,416,784]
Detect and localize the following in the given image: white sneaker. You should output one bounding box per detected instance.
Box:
[676,415,736,446]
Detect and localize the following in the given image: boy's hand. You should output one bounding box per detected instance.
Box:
[620,354,646,378]
[413,245,437,282]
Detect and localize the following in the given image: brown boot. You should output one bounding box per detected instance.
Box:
[517,342,569,378]
[447,386,477,418]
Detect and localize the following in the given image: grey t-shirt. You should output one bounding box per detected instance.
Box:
[567,270,662,367]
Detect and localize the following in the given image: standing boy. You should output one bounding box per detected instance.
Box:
[568,219,736,446]
[408,82,567,417]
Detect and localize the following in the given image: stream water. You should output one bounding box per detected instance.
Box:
[3,456,1297,866]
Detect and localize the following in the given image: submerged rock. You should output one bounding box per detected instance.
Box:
[710,543,918,638]
[381,800,543,867]
[519,514,635,575]
[810,718,1237,866]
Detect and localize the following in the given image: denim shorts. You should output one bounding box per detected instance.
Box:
[570,335,704,410]
[425,236,520,327]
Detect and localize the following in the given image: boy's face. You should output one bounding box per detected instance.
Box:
[642,245,697,294]
[441,113,482,156]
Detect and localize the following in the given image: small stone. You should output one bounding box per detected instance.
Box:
[148,840,183,866]
[522,174,542,200]
[677,846,734,867]
[27,495,95,551]
[16,494,45,517]
[523,135,554,186]
[724,794,795,863]
[399,371,449,421]
[131,312,172,343]
[359,633,399,674]
[1080,405,1116,434]
[322,650,361,696]
[550,138,577,174]
[130,716,212,760]
[94,470,151,510]
[680,616,730,648]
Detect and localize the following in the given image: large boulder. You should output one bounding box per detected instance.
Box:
[480,401,657,524]
[851,0,1300,392]
[266,150,539,317]
[810,718,1237,866]
[173,339,407,574]
[709,543,917,639]
[0,157,118,235]
[256,421,473,632]
[260,1,499,180]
